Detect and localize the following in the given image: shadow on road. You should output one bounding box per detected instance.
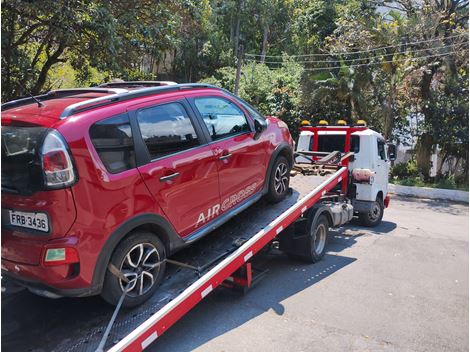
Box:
[147,221,396,352]
[1,218,397,352]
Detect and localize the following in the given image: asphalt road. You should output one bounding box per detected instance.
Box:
[147,196,469,352]
[2,196,468,352]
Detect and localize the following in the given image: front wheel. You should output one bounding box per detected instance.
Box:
[358,197,384,227]
[101,231,166,308]
[266,156,290,203]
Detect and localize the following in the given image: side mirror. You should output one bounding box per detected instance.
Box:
[254,118,267,138]
[387,143,396,161]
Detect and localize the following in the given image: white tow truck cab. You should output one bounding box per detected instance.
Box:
[295,119,396,227]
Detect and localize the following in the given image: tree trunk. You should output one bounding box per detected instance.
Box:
[384,71,396,140]
[234,0,243,55]
[259,24,269,64]
[415,133,433,180]
[416,63,438,180]
[32,44,64,94]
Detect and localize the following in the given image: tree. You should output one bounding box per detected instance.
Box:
[1,0,193,101]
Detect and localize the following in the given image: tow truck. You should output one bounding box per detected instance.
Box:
[2,119,395,352]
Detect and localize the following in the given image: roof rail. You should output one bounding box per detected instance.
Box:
[59,83,217,119]
[98,81,177,88]
[1,88,128,112]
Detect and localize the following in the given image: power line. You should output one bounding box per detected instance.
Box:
[245,50,467,72]
[245,33,468,58]
[245,42,467,64]
[302,51,467,71]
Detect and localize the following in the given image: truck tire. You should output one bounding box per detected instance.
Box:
[266,155,290,203]
[101,231,166,308]
[288,214,329,263]
[359,197,384,227]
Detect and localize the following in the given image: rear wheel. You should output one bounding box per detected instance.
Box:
[358,197,384,227]
[101,231,166,308]
[287,214,329,263]
[266,156,290,203]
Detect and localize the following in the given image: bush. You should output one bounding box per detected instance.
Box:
[199,57,304,139]
[390,160,419,179]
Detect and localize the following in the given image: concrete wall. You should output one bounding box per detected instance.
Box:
[388,183,469,203]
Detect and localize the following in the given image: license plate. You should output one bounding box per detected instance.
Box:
[9,210,49,232]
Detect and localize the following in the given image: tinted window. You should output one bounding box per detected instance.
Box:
[317,135,345,152]
[315,134,360,153]
[90,114,136,174]
[377,140,386,160]
[194,97,250,140]
[1,126,48,194]
[137,102,199,160]
[351,135,360,153]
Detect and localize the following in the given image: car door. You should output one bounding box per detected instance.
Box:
[189,95,267,214]
[130,99,220,238]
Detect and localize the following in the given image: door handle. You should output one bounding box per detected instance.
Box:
[219,153,232,161]
[159,172,180,182]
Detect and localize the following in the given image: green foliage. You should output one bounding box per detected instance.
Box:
[1,0,468,182]
[200,58,304,137]
[391,160,419,179]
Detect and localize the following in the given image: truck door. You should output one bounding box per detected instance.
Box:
[375,138,389,196]
[131,99,221,238]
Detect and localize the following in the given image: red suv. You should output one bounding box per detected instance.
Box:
[1,83,293,306]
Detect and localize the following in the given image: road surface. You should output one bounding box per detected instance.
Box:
[2,196,468,352]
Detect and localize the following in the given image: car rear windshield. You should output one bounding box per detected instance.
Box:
[1,126,48,195]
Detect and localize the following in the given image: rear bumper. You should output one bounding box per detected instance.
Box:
[1,264,101,298]
[1,233,101,298]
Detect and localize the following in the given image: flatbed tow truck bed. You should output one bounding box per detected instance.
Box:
[2,168,347,352]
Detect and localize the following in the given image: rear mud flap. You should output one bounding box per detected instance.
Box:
[278,217,312,257]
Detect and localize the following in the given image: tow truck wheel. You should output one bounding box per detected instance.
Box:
[287,214,329,263]
[308,215,329,262]
[359,197,384,227]
[266,156,290,203]
[101,231,166,308]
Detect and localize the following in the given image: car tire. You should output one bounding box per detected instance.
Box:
[101,231,166,308]
[266,155,290,203]
[358,197,384,227]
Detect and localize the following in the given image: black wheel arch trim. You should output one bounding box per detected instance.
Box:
[262,143,294,194]
[91,213,184,290]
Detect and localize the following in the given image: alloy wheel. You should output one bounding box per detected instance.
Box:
[119,243,162,297]
[274,162,289,195]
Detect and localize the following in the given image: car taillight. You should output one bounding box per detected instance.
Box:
[41,130,76,188]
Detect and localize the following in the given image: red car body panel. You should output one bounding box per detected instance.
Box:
[1,86,293,297]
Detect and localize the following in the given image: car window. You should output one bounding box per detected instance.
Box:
[377,140,386,160]
[194,97,250,141]
[238,98,265,120]
[136,102,199,160]
[90,114,136,174]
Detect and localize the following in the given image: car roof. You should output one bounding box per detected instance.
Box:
[1,84,220,121]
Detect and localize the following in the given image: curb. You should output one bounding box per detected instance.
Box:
[388,183,469,203]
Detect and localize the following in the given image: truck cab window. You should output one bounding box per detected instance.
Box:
[377,140,386,160]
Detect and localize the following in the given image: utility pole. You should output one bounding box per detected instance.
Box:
[234,44,244,95]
